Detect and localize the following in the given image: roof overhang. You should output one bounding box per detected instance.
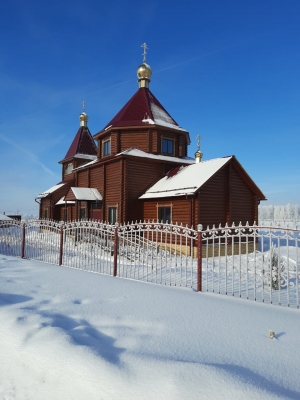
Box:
[64,188,102,201]
[35,183,66,199]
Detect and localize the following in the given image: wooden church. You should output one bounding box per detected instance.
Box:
[36,45,266,227]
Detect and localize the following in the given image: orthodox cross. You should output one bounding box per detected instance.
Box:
[141,42,148,63]
[197,134,201,151]
[82,101,86,113]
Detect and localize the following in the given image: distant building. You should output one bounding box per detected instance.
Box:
[0,213,13,221]
[36,45,266,227]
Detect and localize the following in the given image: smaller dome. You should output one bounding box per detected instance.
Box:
[79,111,88,126]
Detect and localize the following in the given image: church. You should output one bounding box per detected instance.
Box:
[36,44,266,228]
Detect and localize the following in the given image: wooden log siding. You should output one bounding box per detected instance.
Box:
[111,132,118,155]
[179,135,186,157]
[152,131,158,154]
[230,166,255,225]
[126,160,163,223]
[41,199,50,219]
[90,166,103,190]
[64,172,73,181]
[142,198,191,226]
[120,132,148,153]
[105,161,122,222]
[199,167,227,228]
[77,170,89,187]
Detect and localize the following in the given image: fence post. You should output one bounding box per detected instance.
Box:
[197,224,203,292]
[59,225,64,266]
[113,223,118,277]
[21,223,26,258]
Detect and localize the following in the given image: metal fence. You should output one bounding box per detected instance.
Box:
[0,219,299,308]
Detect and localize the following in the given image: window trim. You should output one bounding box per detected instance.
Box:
[102,138,111,157]
[65,162,73,175]
[161,137,175,156]
[157,204,172,223]
[80,207,86,220]
[108,205,118,225]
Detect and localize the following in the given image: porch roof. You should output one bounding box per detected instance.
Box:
[64,187,102,201]
[55,197,75,205]
[36,183,66,199]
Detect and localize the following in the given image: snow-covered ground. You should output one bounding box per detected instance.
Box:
[1,255,300,400]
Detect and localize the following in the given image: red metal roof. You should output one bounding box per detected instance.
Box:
[95,87,181,135]
[61,127,97,163]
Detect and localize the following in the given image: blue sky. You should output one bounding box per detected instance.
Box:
[0,0,299,216]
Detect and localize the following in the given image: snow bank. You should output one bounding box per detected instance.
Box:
[0,256,299,399]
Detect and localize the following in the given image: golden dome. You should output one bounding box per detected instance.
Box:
[137,63,152,88]
[79,111,88,127]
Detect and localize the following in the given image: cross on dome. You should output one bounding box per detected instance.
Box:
[82,101,86,113]
[197,134,201,151]
[141,43,148,63]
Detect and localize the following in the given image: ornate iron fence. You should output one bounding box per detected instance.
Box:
[0,219,299,308]
[201,222,300,308]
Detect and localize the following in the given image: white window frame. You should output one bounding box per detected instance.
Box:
[103,139,111,157]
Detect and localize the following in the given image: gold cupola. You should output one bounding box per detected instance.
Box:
[137,43,152,88]
[79,101,89,127]
[195,134,203,163]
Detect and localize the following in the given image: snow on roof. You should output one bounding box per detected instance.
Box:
[36,183,65,199]
[73,158,98,170]
[140,157,232,199]
[142,117,187,132]
[70,188,102,201]
[55,197,75,205]
[97,88,189,135]
[73,154,97,160]
[148,102,187,132]
[0,213,13,220]
[117,148,195,164]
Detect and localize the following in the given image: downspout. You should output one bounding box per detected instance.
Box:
[186,194,193,228]
[35,198,41,219]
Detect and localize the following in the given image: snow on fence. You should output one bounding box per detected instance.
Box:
[0,219,299,309]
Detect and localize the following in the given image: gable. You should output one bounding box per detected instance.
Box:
[139,157,231,199]
[139,156,266,201]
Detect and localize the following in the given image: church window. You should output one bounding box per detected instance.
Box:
[158,206,171,223]
[80,207,86,220]
[108,207,117,225]
[44,209,48,219]
[65,163,73,174]
[103,139,111,156]
[162,138,174,155]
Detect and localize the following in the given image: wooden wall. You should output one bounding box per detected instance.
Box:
[125,159,163,223]
[97,128,189,159]
[105,161,122,222]
[230,166,255,225]
[120,132,148,153]
[198,167,227,228]
[143,198,191,226]
[141,161,258,228]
